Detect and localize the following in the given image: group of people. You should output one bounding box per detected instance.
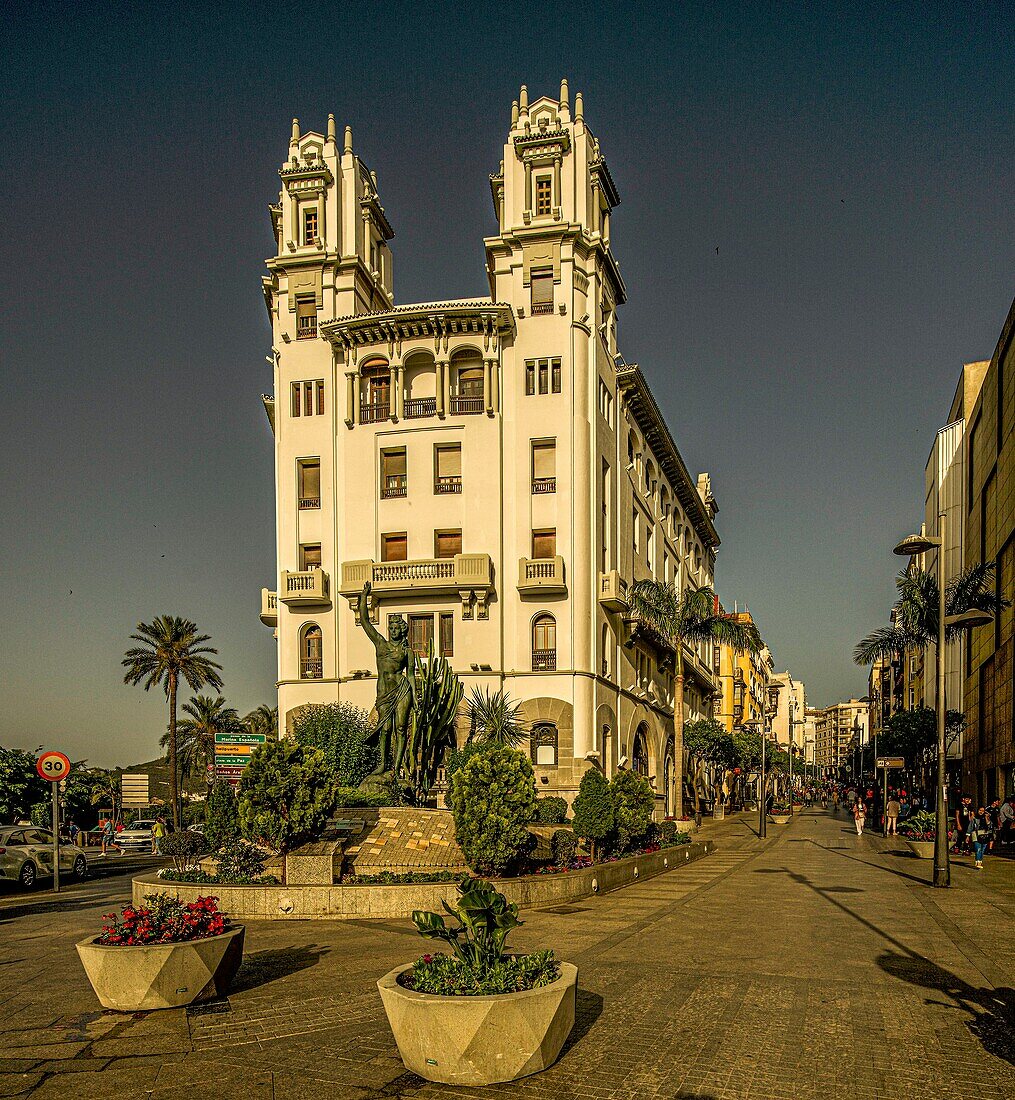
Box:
[953,797,1014,869]
[94,816,167,855]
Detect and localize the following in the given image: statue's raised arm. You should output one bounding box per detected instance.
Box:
[357,580,383,648]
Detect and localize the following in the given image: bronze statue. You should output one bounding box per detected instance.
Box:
[356,581,414,776]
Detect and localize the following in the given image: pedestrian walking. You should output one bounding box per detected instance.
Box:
[886,794,900,836]
[970,807,994,869]
[954,798,973,854]
[99,818,117,856]
[999,797,1014,849]
[152,817,166,855]
[853,800,866,837]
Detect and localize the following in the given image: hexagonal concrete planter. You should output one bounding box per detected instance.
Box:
[76,926,245,1011]
[770,814,791,825]
[378,961,578,1085]
[906,839,935,859]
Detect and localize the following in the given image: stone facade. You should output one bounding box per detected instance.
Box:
[259,83,723,816]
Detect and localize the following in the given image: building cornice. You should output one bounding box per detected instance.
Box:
[616,363,720,548]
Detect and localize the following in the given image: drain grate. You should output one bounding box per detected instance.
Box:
[544,905,592,914]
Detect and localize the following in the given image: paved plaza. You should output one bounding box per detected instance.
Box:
[1,808,1014,1099]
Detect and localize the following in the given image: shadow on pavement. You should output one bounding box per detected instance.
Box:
[560,988,604,1059]
[230,943,331,993]
[756,865,1015,1067]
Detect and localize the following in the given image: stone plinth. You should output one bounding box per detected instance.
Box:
[286,840,345,885]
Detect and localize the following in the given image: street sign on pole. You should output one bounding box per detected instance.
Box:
[36,751,70,893]
[876,757,905,769]
[212,733,266,784]
[121,774,150,807]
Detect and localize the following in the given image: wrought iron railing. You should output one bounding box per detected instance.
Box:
[450,396,484,415]
[404,397,437,419]
[360,401,390,424]
[532,649,557,671]
[434,475,462,494]
[300,659,323,679]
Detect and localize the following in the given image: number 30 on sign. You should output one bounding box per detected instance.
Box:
[36,751,71,782]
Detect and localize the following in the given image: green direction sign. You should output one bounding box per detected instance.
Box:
[214,733,267,747]
[215,755,253,767]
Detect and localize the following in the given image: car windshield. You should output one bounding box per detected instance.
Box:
[126,821,155,830]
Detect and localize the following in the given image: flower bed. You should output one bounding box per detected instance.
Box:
[98,894,226,946]
[157,868,280,886]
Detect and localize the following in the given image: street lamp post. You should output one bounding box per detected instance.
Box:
[893,522,994,888]
[758,683,782,838]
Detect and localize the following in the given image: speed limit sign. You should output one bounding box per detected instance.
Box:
[36,751,71,782]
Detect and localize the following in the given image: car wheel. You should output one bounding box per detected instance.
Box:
[19,861,36,889]
[73,856,87,880]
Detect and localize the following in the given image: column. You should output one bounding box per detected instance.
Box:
[524,161,532,215]
[553,156,562,215]
[571,321,595,758]
[317,190,325,246]
[436,360,446,417]
[483,359,492,415]
[392,362,403,420]
[345,372,357,427]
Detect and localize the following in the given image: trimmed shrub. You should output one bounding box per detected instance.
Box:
[216,839,268,881]
[238,740,334,881]
[160,829,207,872]
[205,780,240,850]
[535,796,569,824]
[443,741,493,811]
[659,820,677,844]
[572,768,614,859]
[292,702,377,788]
[550,829,579,866]
[333,786,390,808]
[450,746,537,874]
[610,770,655,853]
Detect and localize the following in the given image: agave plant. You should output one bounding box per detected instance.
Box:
[465,687,528,747]
[405,646,464,804]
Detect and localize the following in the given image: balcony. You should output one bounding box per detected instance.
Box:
[260,589,278,626]
[279,568,330,606]
[532,649,557,671]
[381,475,407,499]
[300,658,323,680]
[360,401,390,424]
[340,553,494,617]
[531,302,554,316]
[299,496,321,510]
[404,396,437,419]
[434,475,462,495]
[532,477,556,494]
[450,395,484,415]
[598,570,629,612]
[517,556,566,595]
[296,316,317,340]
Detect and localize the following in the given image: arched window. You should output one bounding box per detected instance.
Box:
[360,360,390,423]
[601,622,610,678]
[663,736,676,816]
[451,351,484,414]
[530,723,558,767]
[300,624,322,679]
[403,352,437,419]
[632,724,649,777]
[532,614,556,671]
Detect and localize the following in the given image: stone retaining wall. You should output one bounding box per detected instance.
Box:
[132,840,714,921]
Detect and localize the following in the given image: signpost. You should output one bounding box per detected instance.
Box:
[876,758,905,838]
[214,732,266,786]
[36,751,70,893]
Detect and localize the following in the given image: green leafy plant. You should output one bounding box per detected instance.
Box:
[659,820,677,844]
[572,768,614,860]
[465,687,528,746]
[205,780,240,850]
[450,746,537,874]
[609,770,655,854]
[160,829,207,872]
[405,950,559,996]
[412,877,521,969]
[292,702,377,788]
[535,796,569,824]
[0,746,49,825]
[237,739,334,882]
[900,809,937,840]
[550,829,579,866]
[216,839,268,880]
[443,742,492,811]
[406,649,463,805]
[332,786,390,808]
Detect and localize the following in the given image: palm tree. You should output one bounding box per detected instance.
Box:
[122,616,223,829]
[244,704,279,740]
[89,770,122,825]
[465,687,528,747]
[854,563,1007,667]
[162,695,244,789]
[627,582,764,814]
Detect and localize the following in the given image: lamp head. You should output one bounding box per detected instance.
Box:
[893,533,938,556]
[945,608,994,629]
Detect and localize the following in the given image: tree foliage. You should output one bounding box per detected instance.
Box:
[571,768,615,859]
[205,779,241,850]
[465,687,528,747]
[238,740,334,879]
[0,747,48,824]
[122,615,222,828]
[683,718,739,769]
[609,769,655,853]
[450,746,537,875]
[292,702,377,788]
[163,695,244,782]
[244,704,278,739]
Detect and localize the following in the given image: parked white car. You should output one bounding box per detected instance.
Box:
[115,820,157,853]
[0,827,88,889]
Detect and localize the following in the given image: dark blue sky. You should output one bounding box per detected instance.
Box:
[1,1,1012,766]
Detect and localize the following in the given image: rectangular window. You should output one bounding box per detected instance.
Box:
[381,532,407,562]
[532,441,556,493]
[300,543,322,571]
[408,614,434,657]
[440,612,454,658]
[434,529,462,559]
[535,176,552,216]
[315,380,324,415]
[434,443,462,494]
[525,361,536,395]
[292,380,324,416]
[632,508,640,555]
[298,460,321,509]
[303,207,318,245]
[296,299,317,339]
[524,358,561,395]
[304,381,314,416]
[291,382,301,417]
[381,448,407,498]
[530,269,553,314]
[532,528,556,559]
